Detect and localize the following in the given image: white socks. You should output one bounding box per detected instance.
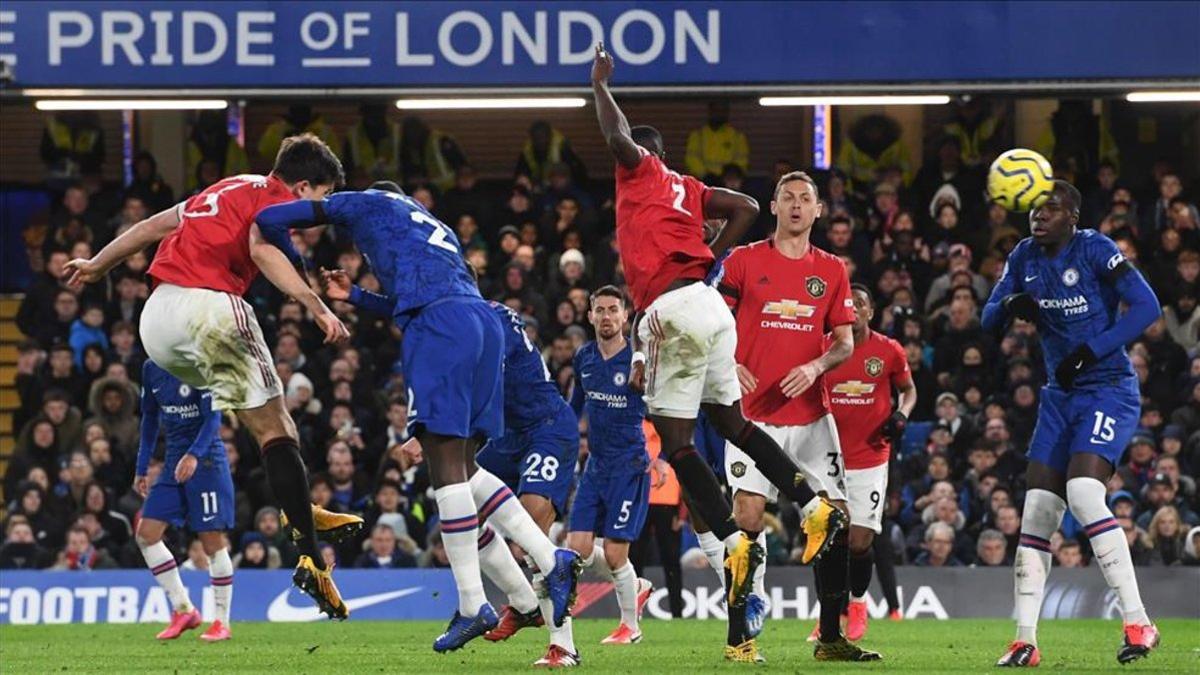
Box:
[1013,489,1065,645]
[207,547,233,625]
[612,561,639,630]
[535,574,576,654]
[478,525,539,614]
[470,469,557,574]
[435,482,487,615]
[582,545,614,581]
[697,530,728,583]
[140,539,192,613]
[1066,477,1150,626]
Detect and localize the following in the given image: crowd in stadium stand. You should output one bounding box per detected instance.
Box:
[3,103,1200,575]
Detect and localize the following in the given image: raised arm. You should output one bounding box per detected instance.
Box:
[255,199,325,266]
[591,43,641,170]
[703,187,760,259]
[65,205,181,286]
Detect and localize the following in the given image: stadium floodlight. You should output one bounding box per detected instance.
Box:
[1125,91,1200,103]
[760,95,951,106]
[34,99,229,111]
[395,97,587,110]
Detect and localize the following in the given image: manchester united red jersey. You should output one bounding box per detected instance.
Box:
[615,147,713,310]
[824,330,911,470]
[718,240,854,426]
[149,174,296,296]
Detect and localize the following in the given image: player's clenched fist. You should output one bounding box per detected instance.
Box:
[629,359,646,394]
[320,267,352,301]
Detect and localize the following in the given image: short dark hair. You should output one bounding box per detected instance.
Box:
[370,180,404,195]
[1053,179,1082,215]
[774,170,820,199]
[850,283,873,305]
[630,126,663,155]
[272,133,345,188]
[590,285,628,309]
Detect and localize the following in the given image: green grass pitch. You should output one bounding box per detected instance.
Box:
[1,618,1195,672]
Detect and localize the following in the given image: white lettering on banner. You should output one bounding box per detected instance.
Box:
[237,12,274,66]
[645,583,949,620]
[149,11,173,65]
[610,10,665,65]
[107,586,138,623]
[48,11,93,66]
[344,12,369,49]
[674,10,719,63]
[181,11,226,66]
[769,585,812,619]
[439,11,492,67]
[395,12,433,66]
[0,10,17,66]
[42,588,72,624]
[101,11,144,65]
[905,586,948,619]
[557,11,603,65]
[75,587,105,623]
[10,588,40,624]
[140,587,171,623]
[301,12,337,51]
[501,11,547,65]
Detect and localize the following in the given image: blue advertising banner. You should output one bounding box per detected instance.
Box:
[0,2,1196,89]
[0,569,460,624]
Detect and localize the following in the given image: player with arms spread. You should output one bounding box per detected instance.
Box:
[822,284,916,643]
[255,182,579,654]
[567,286,659,649]
[135,361,237,642]
[717,172,877,662]
[984,181,1161,667]
[65,134,360,619]
[592,44,844,663]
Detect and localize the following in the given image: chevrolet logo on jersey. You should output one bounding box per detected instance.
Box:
[831,380,876,396]
[762,299,815,319]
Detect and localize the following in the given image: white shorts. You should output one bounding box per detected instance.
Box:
[140,283,282,411]
[725,415,846,502]
[638,283,740,418]
[844,463,889,534]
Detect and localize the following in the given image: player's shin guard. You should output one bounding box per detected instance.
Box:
[469,468,557,574]
[696,531,728,583]
[666,445,737,541]
[815,532,849,642]
[1066,478,1150,626]
[733,422,818,509]
[478,525,539,614]
[139,539,192,612]
[435,482,488,616]
[261,437,322,568]
[207,547,234,624]
[612,561,640,630]
[849,547,873,601]
[1014,488,1067,645]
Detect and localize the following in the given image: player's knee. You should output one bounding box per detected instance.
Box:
[732,492,766,532]
[603,542,630,570]
[134,532,159,548]
[1065,476,1107,518]
[848,529,874,556]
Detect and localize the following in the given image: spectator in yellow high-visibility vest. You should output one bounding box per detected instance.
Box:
[343,103,401,187]
[399,116,467,193]
[515,120,588,190]
[186,110,249,193]
[836,113,912,194]
[685,100,749,183]
[257,104,339,164]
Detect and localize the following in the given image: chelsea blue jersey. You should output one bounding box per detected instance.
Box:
[321,189,480,328]
[137,361,224,476]
[490,302,568,430]
[984,229,1134,389]
[570,341,649,475]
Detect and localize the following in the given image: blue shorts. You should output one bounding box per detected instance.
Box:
[1028,378,1140,473]
[476,404,579,515]
[142,456,235,532]
[569,469,651,541]
[694,413,726,478]
[403,298,504,441]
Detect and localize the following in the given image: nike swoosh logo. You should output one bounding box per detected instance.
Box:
[152,388,161,394]
[581,373,591,378]
[202,515,217,522]
[1024,275,1038,282]
[267,586,423,622]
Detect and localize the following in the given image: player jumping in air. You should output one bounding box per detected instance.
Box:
[65,135,362,620]
[592,44,845,663]
[822,284,916,643]
[255,182,579,654]
[567,286,659,648]
[983,181,1161,666]
[717,172,879,662]
[135,361,237,642]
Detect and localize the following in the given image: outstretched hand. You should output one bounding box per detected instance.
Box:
[320,267,353,302]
